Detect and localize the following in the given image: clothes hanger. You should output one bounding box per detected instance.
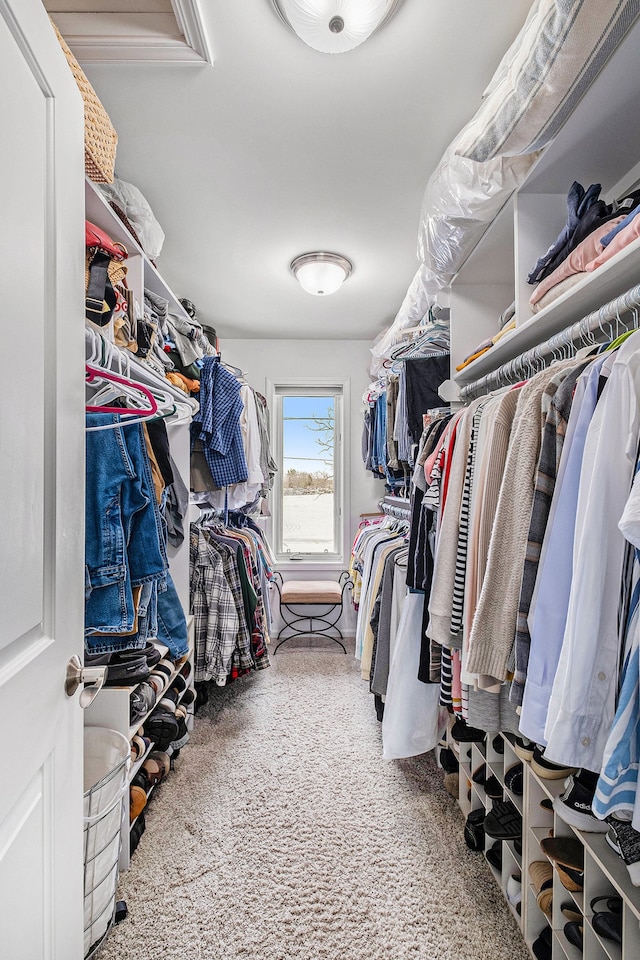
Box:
[85,325,200,414]
[85,363,158,416]
[389,328,450,362]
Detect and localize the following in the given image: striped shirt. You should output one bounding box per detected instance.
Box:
[593,456,640,825]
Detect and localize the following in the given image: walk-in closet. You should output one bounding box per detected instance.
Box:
[3,3,640,959]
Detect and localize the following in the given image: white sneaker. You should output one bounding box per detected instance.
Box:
[507,872,522,907]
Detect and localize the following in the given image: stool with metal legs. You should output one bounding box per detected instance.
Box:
[271,571,353,653]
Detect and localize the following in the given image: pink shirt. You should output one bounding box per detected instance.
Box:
[530,216,625,306]
[585,214,640,272]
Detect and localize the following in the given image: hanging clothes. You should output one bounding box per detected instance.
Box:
[191,362,277,515]
[84,412,189,660]
[190,511,273,686]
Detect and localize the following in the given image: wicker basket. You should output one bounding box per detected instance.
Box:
[51,19,118,183]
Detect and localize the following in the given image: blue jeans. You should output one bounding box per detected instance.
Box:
[157,571,189,659]
[85,415,167,649]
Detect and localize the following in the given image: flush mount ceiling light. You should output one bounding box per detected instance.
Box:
[271,0,404,54]
[291,252,353,296]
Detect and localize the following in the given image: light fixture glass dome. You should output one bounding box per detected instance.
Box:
[272,0,403,54]
[291,252,353,296]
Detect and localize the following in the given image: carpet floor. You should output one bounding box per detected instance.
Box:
[100,643,531,960]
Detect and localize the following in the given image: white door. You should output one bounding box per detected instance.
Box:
[0,2,85,956]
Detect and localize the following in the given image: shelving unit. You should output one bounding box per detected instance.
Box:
[85,178,193,326]
[448,16,640,387]
[453,734,640,960]
[83,175,197,873]
[442,27,640,958]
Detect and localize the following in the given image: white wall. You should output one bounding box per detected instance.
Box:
[223,338,384,637]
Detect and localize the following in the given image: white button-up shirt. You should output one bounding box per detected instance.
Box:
[544,331,640,772]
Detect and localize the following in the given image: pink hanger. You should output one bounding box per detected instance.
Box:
[85,363,158,416]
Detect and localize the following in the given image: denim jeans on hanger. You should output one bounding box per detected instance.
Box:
[85,414,167,650]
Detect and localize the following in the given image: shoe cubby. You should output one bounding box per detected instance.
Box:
[554,926,589,960]
[501,840,523,927]
[450,734,473,817]
[452,731,640,960]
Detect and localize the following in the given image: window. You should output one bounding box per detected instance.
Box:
[271,382,345,562]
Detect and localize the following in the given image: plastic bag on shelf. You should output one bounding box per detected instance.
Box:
[99,177,165,260]
[382,593,442,760]
[417,142,540,277]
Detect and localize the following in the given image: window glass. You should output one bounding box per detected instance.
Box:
[273,385,343,560]
[281,394,336,555]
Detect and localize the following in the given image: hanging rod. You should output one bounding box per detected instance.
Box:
[459,283,640,401]
[379,497,411,520]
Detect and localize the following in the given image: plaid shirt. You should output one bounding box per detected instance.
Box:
[190,527,253,684]
[191,356,248,487]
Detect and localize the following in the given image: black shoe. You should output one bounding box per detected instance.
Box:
[561,902,582,923]
[492,735,504,754]
[504,763,523,795]
[592,911,622,944]
[130,812,146,856]
[590,895,622,915]
[532,926,552,960]
[605,817,640,885]
[553,771,608,833]
[439,747,458,774]
[513,736,535,762]
[471,764,486,785]
[483,775,502,800]
[129,682,156,724]
[450,718,486,743]
[557,864,585,893]
[145,708,180,751]
[564,921,583,950]
[463,808,485,851]
[486,839,502,870]
[531,745,577,780]
[484,800,522,840]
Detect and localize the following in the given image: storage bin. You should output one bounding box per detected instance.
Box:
[83,727,130,957]
[50,19,118,183]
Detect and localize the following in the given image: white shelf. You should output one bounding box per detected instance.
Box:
[454,236,640,386]
[577,832,640,924]
[84,177,192,323]
[448,17,640,398]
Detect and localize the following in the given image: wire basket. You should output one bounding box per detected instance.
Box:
[83,727,130,958]
[50,19,118,183]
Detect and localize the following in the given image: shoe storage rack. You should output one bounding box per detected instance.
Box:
[452,734,640,960]
[85,621,195,871]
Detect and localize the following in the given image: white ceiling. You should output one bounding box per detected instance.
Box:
[62,0,534,340]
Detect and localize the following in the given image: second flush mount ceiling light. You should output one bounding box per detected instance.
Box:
[271,0,404,54]
[291,252,353,296]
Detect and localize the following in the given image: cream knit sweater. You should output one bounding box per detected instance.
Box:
[463,389,520,647]
[466,363,574,681]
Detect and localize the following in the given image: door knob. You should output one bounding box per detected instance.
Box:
[65,655,107,708]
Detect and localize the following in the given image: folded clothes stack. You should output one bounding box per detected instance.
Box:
[528,181,640,312]
[455,317,517,372]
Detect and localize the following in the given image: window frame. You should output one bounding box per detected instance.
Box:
[267,378,349,567]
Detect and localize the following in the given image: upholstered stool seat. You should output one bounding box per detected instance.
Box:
[272,572,352,654]
[280,580,343,606]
